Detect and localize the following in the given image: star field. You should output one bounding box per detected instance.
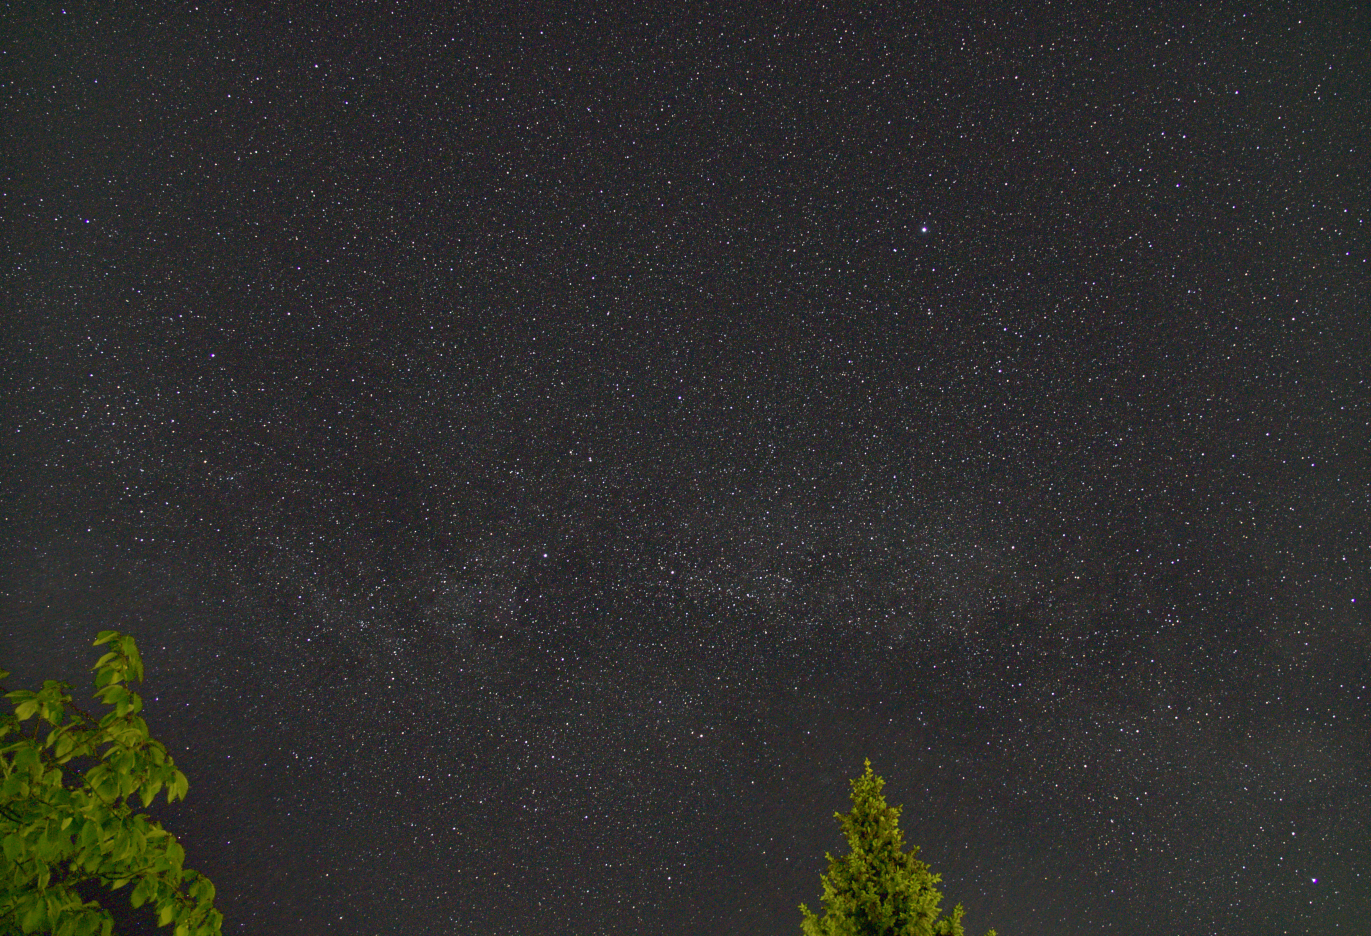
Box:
[4,4,1369,935]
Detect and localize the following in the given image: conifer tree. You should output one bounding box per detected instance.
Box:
[800,759,996,936]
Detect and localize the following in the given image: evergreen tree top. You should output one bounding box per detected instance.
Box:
[799,759,996,936]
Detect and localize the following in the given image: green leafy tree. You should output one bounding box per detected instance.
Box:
[0,632,223,936]
[800,759,996,936]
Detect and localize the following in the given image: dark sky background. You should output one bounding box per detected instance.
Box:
[4,3,1369,934]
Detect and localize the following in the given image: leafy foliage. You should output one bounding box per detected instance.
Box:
[0,632,223,936]
[800,759,996,936]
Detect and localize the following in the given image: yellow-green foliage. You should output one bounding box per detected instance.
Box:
[0,632,222,936]
[800,759,996,936]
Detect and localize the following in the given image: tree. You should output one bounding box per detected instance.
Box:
[0,631,223,936]
[800,759,996,936]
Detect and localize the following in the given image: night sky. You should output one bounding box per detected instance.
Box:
[5,3,1370,934]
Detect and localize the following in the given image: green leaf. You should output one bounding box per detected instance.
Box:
[157,903,176,927]
[44,818,70,847]
[14,700,39,721]
[96,685,128,708]
[189,877,216,905]
[14,743,40,769]
[20,896,46,933]
[3,834,25,864]
[110,748,135,775]
[139,778,164,809]
[94,631,120,646]
[125,641,144,684]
